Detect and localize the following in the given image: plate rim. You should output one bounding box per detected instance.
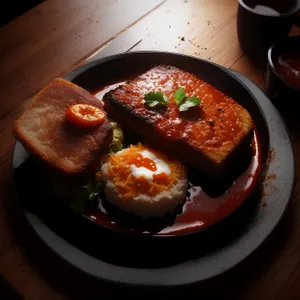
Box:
[11,51,295,286]
[64,50,270,238]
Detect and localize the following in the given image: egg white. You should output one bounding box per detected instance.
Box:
[130,150,171,181]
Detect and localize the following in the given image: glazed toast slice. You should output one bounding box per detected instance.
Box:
[14,78,113,175]
[103,65,253,178]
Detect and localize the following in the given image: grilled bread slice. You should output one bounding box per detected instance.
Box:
[103,65,254,178]
[14,78,113,175]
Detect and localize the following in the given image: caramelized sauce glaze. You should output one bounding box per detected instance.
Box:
[84,81,261,236]
[110,66,252,160]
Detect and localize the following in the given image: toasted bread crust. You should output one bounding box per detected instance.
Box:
[14,78,113,175]
[103,66,254,177]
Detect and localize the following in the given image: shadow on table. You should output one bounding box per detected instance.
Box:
[0,0,45,27]
[0,275,22,300]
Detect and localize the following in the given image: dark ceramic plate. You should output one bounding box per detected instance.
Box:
[12,52,295,285]
[14,52,268,238]
[67,52,268,237]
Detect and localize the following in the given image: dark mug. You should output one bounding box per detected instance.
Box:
[237,0,300,64]
[266,36,300,108]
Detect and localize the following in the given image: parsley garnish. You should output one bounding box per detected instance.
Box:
[110,143,123,153]
[174,87,201,111]
[174,87,185,105]
[179,97,201,111]
[144,92,168,107]
[83,181,103,201]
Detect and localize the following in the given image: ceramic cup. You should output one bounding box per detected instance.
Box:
[266,36,300,107]
[237,0,300,64]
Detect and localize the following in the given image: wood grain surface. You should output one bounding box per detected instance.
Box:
[0,0,300,299]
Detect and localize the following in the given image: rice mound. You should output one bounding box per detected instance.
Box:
[101,146,188,218]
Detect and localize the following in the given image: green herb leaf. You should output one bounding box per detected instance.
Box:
[144,92,168,107]
[89,193,96,201]
[174,87,201,112]
[82,181,103,201]
[174,87,185,105]
[179,97,201,112]
[186,97,201,104]
[148,100,159,107]
[110,143,123,153]
[83,181,93,193]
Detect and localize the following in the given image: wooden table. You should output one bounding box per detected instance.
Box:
[1,0,300,299]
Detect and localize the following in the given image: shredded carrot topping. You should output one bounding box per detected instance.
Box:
[107,143,185,199]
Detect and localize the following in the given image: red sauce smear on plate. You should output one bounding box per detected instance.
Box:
[87,83,261,236]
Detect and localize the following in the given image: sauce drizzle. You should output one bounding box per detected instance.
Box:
[129,153,157,171]
[86,83,262,236]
